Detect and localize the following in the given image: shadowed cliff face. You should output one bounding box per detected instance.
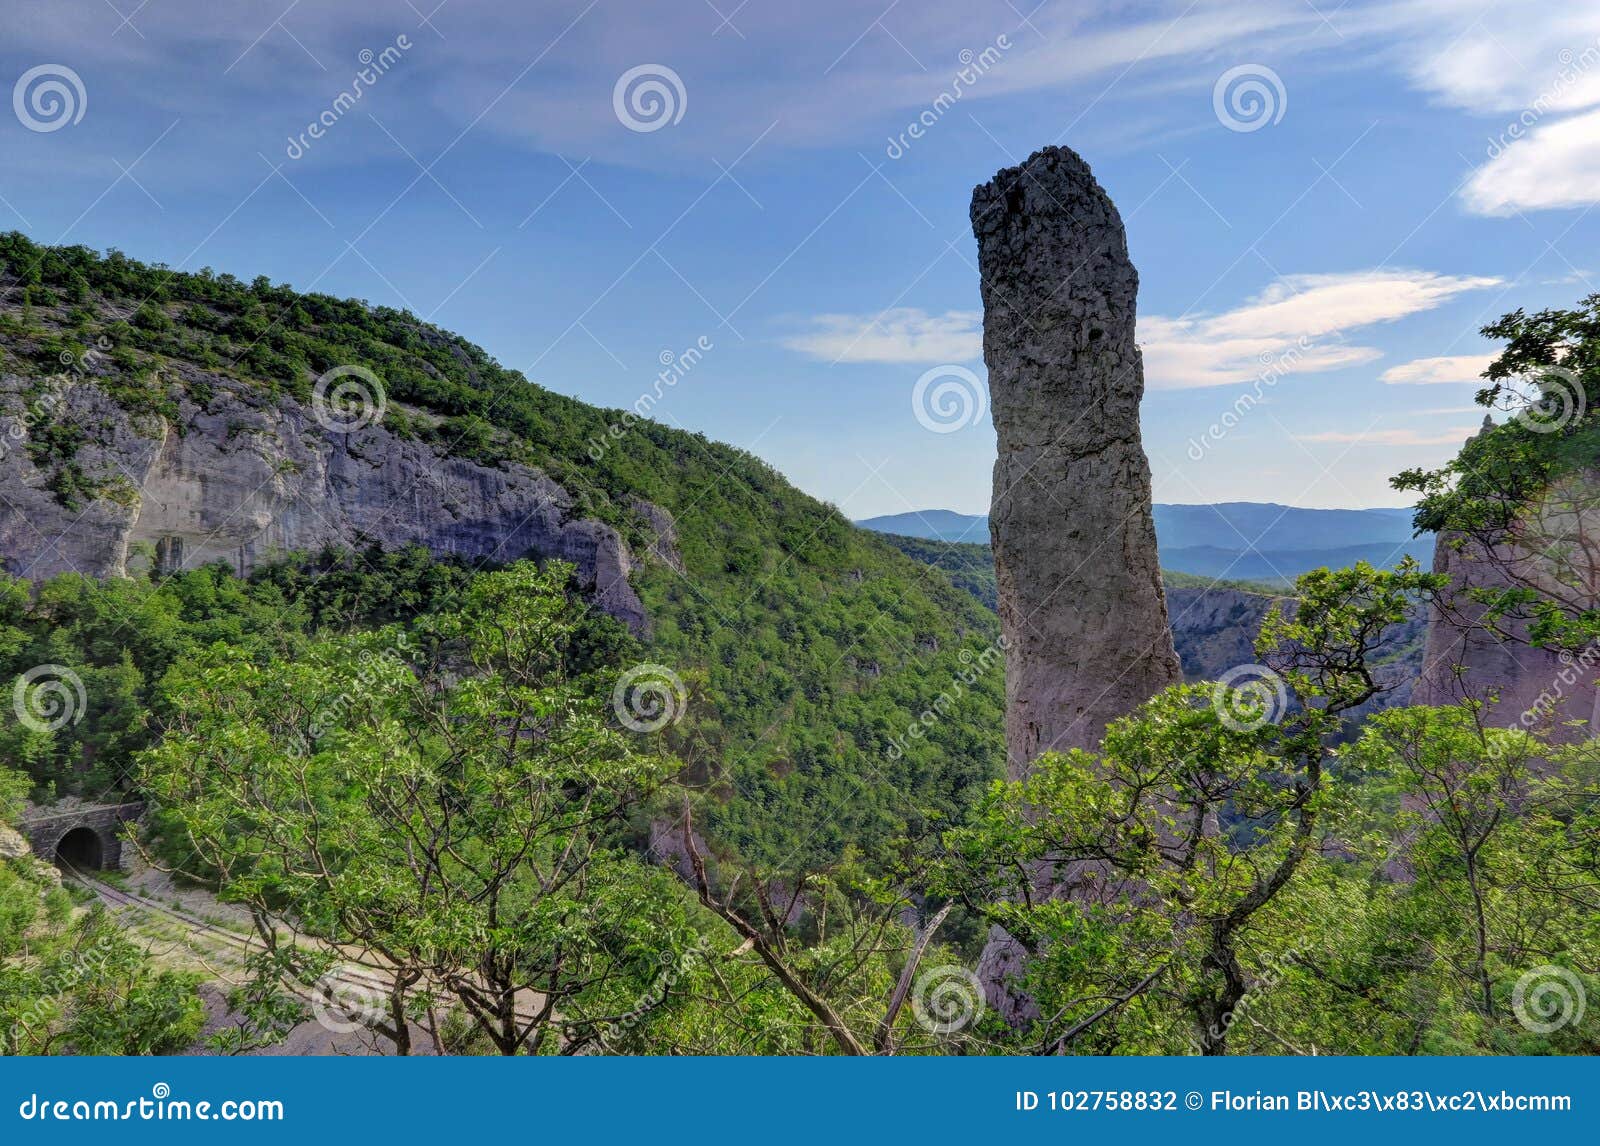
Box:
[1417,529,1600,738]
[0,367,664,636]
[1413,422,1600,742]
[971,145,1181,777]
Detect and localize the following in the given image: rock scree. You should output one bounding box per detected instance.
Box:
[971,145,1181,777]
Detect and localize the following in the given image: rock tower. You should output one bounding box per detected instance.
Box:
[971,145,1181,776]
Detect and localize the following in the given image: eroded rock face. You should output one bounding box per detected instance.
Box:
[971,145,1181,776]
[0,369,658,635]
[1413,423,1600,738]
[1416,532,1600,736]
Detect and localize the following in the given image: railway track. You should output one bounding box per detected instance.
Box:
[62,863,543,1033]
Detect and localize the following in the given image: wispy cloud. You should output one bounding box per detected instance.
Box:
[1140,270,1500,390]
[1380,353,1496,384]
[781,308,981,364]
[1363,3,1600,215]
[1400,405,1489,416]
[1379,4,1600,117]
[1296,427,1478,446]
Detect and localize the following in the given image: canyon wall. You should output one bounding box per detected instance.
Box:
[0,366,663,634]
[1415,533,1600,735]
[1413,421,1600,737]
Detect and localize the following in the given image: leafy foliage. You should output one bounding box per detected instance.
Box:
[0,231,1005,874]
[1394,294,1600,651]
[0,772,204,1055]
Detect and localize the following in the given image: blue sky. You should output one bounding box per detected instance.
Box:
[5,0,1599,517]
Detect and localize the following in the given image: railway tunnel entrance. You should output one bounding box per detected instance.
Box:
[54,825,105,870]
[18,802,143,872]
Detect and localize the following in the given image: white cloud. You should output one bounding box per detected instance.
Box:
[1296,427,1479,446]
[1464,106,1600,214]
[1373,3,1600,117]
[781,308,981,364]
[1380,353,1497,384]
[1140,270,1500,390]
[1358,3,1600,215]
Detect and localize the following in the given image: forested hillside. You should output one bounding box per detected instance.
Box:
[5,234,1597,1058]
[0,233,1004,869]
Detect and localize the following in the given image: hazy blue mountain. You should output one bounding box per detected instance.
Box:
[1152,503,1417,552]
[1155,542,1431,584]
[857,503,1428,585]
[856,509,993,543]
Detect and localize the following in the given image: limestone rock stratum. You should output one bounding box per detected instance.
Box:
[0,368,668,635]
[971,145,1181,775]
[1411,419,1600,738]
[1416,534,1600,737]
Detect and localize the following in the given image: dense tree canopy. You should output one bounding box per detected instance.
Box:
[3,238,1598,1055]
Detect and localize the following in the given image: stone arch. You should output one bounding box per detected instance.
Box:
[20,802,142,871]
[54,825,106,871]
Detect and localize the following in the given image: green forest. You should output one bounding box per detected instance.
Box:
[2,237,1597,1055]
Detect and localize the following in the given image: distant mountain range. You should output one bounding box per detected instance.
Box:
[856,503,1430,585]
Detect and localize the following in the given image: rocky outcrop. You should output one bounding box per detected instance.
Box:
[1416,532,1600,736]
[1165,586,1281,682]
[972,145,1181,776]
[1412,421,1600,737]
[0,367,659,634]
[629,495,685,574]
[971,145,1183,1025]
[1171,583,1422,721]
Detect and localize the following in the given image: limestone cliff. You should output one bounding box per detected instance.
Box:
[971,144,1182,1024]
[971,145,1181,775]
[1412,421,1600,737]
[1415,530,1600,735]
[0,366,662,634]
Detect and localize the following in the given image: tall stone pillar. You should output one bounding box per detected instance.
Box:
[971,145,1181,776]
